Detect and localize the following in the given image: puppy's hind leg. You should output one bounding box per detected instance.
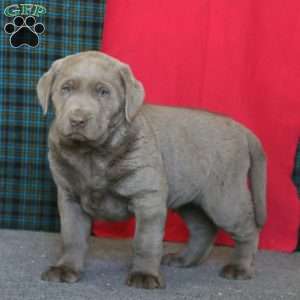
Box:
[220,222,259,280]
[162,203,217,268]
[217,185,260,280]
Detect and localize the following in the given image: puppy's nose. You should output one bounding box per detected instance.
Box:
[69,110,88,128]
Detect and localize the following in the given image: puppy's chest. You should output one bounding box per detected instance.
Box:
[84,158,107,188]
[64,153,132,220]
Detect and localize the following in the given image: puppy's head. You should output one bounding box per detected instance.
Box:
[37,51,144,143]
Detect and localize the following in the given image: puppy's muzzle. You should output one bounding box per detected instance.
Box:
[69,109,90,129]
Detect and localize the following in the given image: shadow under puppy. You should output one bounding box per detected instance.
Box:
[37,51,267,289]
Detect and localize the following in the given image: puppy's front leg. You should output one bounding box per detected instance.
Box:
[127,195,167,289]
[41,187,91,283]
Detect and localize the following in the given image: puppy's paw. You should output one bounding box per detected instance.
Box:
[41,266,80,283]
[220,264,254,280]
[126,272,165,289]
[161,253,196,268]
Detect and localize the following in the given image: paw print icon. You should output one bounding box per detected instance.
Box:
[4,16,45,48]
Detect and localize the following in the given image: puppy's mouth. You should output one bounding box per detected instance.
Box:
[58,124,108,146]
[65,132,88,142]
[63,130,105,144]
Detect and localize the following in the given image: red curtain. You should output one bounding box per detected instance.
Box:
[93,0,300,252]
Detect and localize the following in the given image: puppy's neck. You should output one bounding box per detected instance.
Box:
[99,120,138,156]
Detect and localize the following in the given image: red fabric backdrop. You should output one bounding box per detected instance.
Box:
[93,0,300,252]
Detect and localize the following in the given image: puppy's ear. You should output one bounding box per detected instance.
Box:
[37,58,63,115]
[119,64,144,122]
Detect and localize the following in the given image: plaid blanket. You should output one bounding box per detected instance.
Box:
[0,0,105,231]
[293,141,300,197]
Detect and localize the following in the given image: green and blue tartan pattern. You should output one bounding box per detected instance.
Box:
[293,141,300,198]
[0,0,106,231]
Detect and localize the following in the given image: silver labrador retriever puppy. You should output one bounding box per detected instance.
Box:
[37,51,266,289]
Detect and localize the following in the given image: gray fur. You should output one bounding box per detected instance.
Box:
[37,51,267,289]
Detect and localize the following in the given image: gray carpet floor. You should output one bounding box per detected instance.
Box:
[0,229,299,300]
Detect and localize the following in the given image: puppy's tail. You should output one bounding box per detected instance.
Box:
[247,131,267,229]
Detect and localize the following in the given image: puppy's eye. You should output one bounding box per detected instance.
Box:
[96,86,110,97]
[61,85,72,94]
